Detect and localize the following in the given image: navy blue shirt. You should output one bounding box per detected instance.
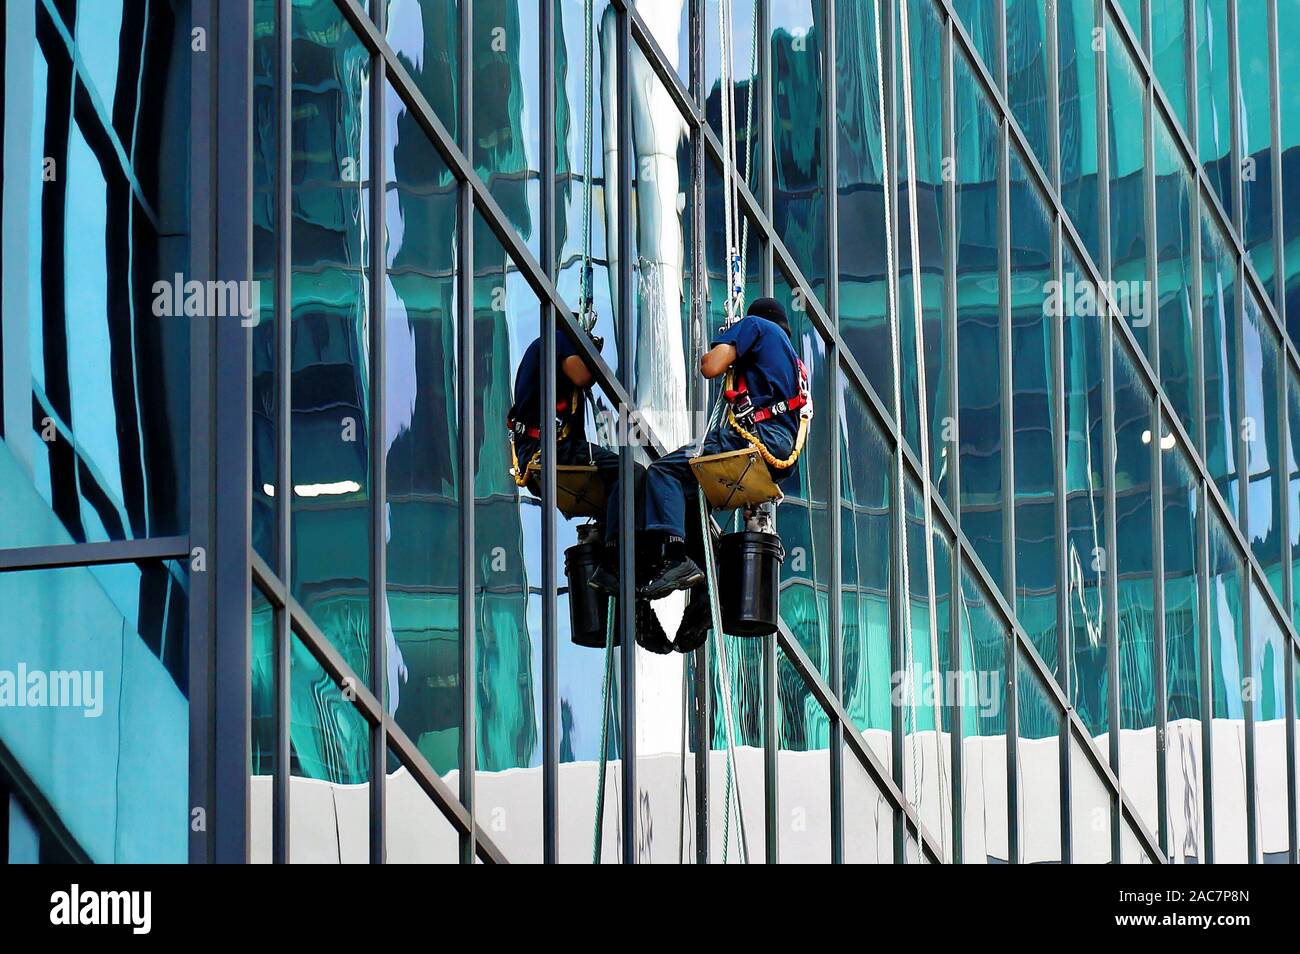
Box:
[510,331,586,440]
[711,315,802,442]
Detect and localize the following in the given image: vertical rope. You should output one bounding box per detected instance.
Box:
[592,598,617,862]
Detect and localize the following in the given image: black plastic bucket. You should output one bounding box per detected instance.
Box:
[718,530,784,636]
[564,540,620,648]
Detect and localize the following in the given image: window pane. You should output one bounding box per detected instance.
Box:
[1149,0,1189,133]
[289,634,369,862]
[958,566,1010,864]
[1250,583,1290,862]
[1016,652,1063,864]
[843,743,896,863]
[955,51,1005,591]
[383,84,462,783]
[1105,15,1151,358]
[777,648,830,862]
[1154,111,1198,443]
[1163,441,1205,863]
[1113,342,1157,836]
[1236,3,1275,298]
[384,745,458,862]
[289,5,373,675]
[1201,210,1238,511]
[1194,0,1232,217]
[1057,0,1102,264]
[1281,0,1300,340]
[386,0,461,145]
[1005,0,1050,172]
[839,375,893,764]
[1071,731,1114,863]
[250,585,274,863]
[0,562,189,862]
[1062,240,1108,742]
[1207,511,1248,862]
[1243,290,1284,591]
[1010,149,1058,674]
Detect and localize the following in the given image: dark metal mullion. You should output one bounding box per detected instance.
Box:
[881,0,905,863]
[1243,567,1258,863]
[367,0,387,865]
[758,0,779,867]
[1152,402,1169,859]
[539,0,560,867]
[942,15,962,865]
[457,0,477,866]
[823,0,844,867]
[1234,246,1259,861]
[1198,477,1215,862]
[211,0,254,864]
[614,3,637,866]
[1052,214,1072,864]
[1267,0,1285,326]
[1096,0,1124,863]
[273,0,293,865]
[187,0,215,867]
[998,114,1018,865]
[1227,0,1242,240]
[689,0,710,867]
[1286,629,1298,863]
[0,536,190,572]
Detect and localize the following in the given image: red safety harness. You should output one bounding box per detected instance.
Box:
[723,358,810,425]
[506,392,577,441]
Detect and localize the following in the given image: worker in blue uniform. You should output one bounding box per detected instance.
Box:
[507,326,637,551]
[633,297,809,604]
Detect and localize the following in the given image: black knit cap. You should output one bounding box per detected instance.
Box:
[746,296,792,339]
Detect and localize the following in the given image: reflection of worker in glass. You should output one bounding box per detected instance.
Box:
[507,326,634,561]
[638,298,809,602]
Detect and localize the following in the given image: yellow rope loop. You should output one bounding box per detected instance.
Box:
[725,404,810,471]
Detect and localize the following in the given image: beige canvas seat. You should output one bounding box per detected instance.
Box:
[689,446,783,512]
[522,460,607,519]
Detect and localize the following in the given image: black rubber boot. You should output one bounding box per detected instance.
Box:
[587,545,619,595]
[673,587,711,653]
[638,557,705,602]
[634,598,675,654]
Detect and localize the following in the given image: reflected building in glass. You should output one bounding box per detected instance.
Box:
[2,0,1299,864]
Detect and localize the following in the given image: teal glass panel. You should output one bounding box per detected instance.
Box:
[1237,2,1276,299]
[954,50,1005,593]
[1105,14,1151,358]
[1249,583,1290,862]
[896,0,950,492]
[774,270,832,680]
[770,0,827,300]
[1153,110,1198,444]
[472,209,543,862]
[0,562,189,862]
[1282,0,1300,340]
[1113,341,1157,836]
[1243,289,1284,592]
[958,566,1010,864]
[1016,651,1063,864]
[1201,209,1238,511]
[1057,0,1101,264]
[1194,0,1232,218]
[385,0,461,144]
[473,0,541,259]
[1070,732,1114,862]
[952,0,1000,81]
[1062,239,1108,742]
[2,0,190,549]
[1162,439,1204,863]
[1290,367,1300,623]
[554,0,618,376]
[1005,0,1050,172]
[1149,0,1189,132]
[835,0,890,409]
[1206,511,1248,862]
[250,585,274,863]
[289,634,369,862]
[383,83,462,781]
[839,373,892,765]
[901,479,954,849]
[1010,148,1058,675]
[709,631,766,863]
[289,4,373,676]
[252,0,280,569]
[776,647,830,862]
